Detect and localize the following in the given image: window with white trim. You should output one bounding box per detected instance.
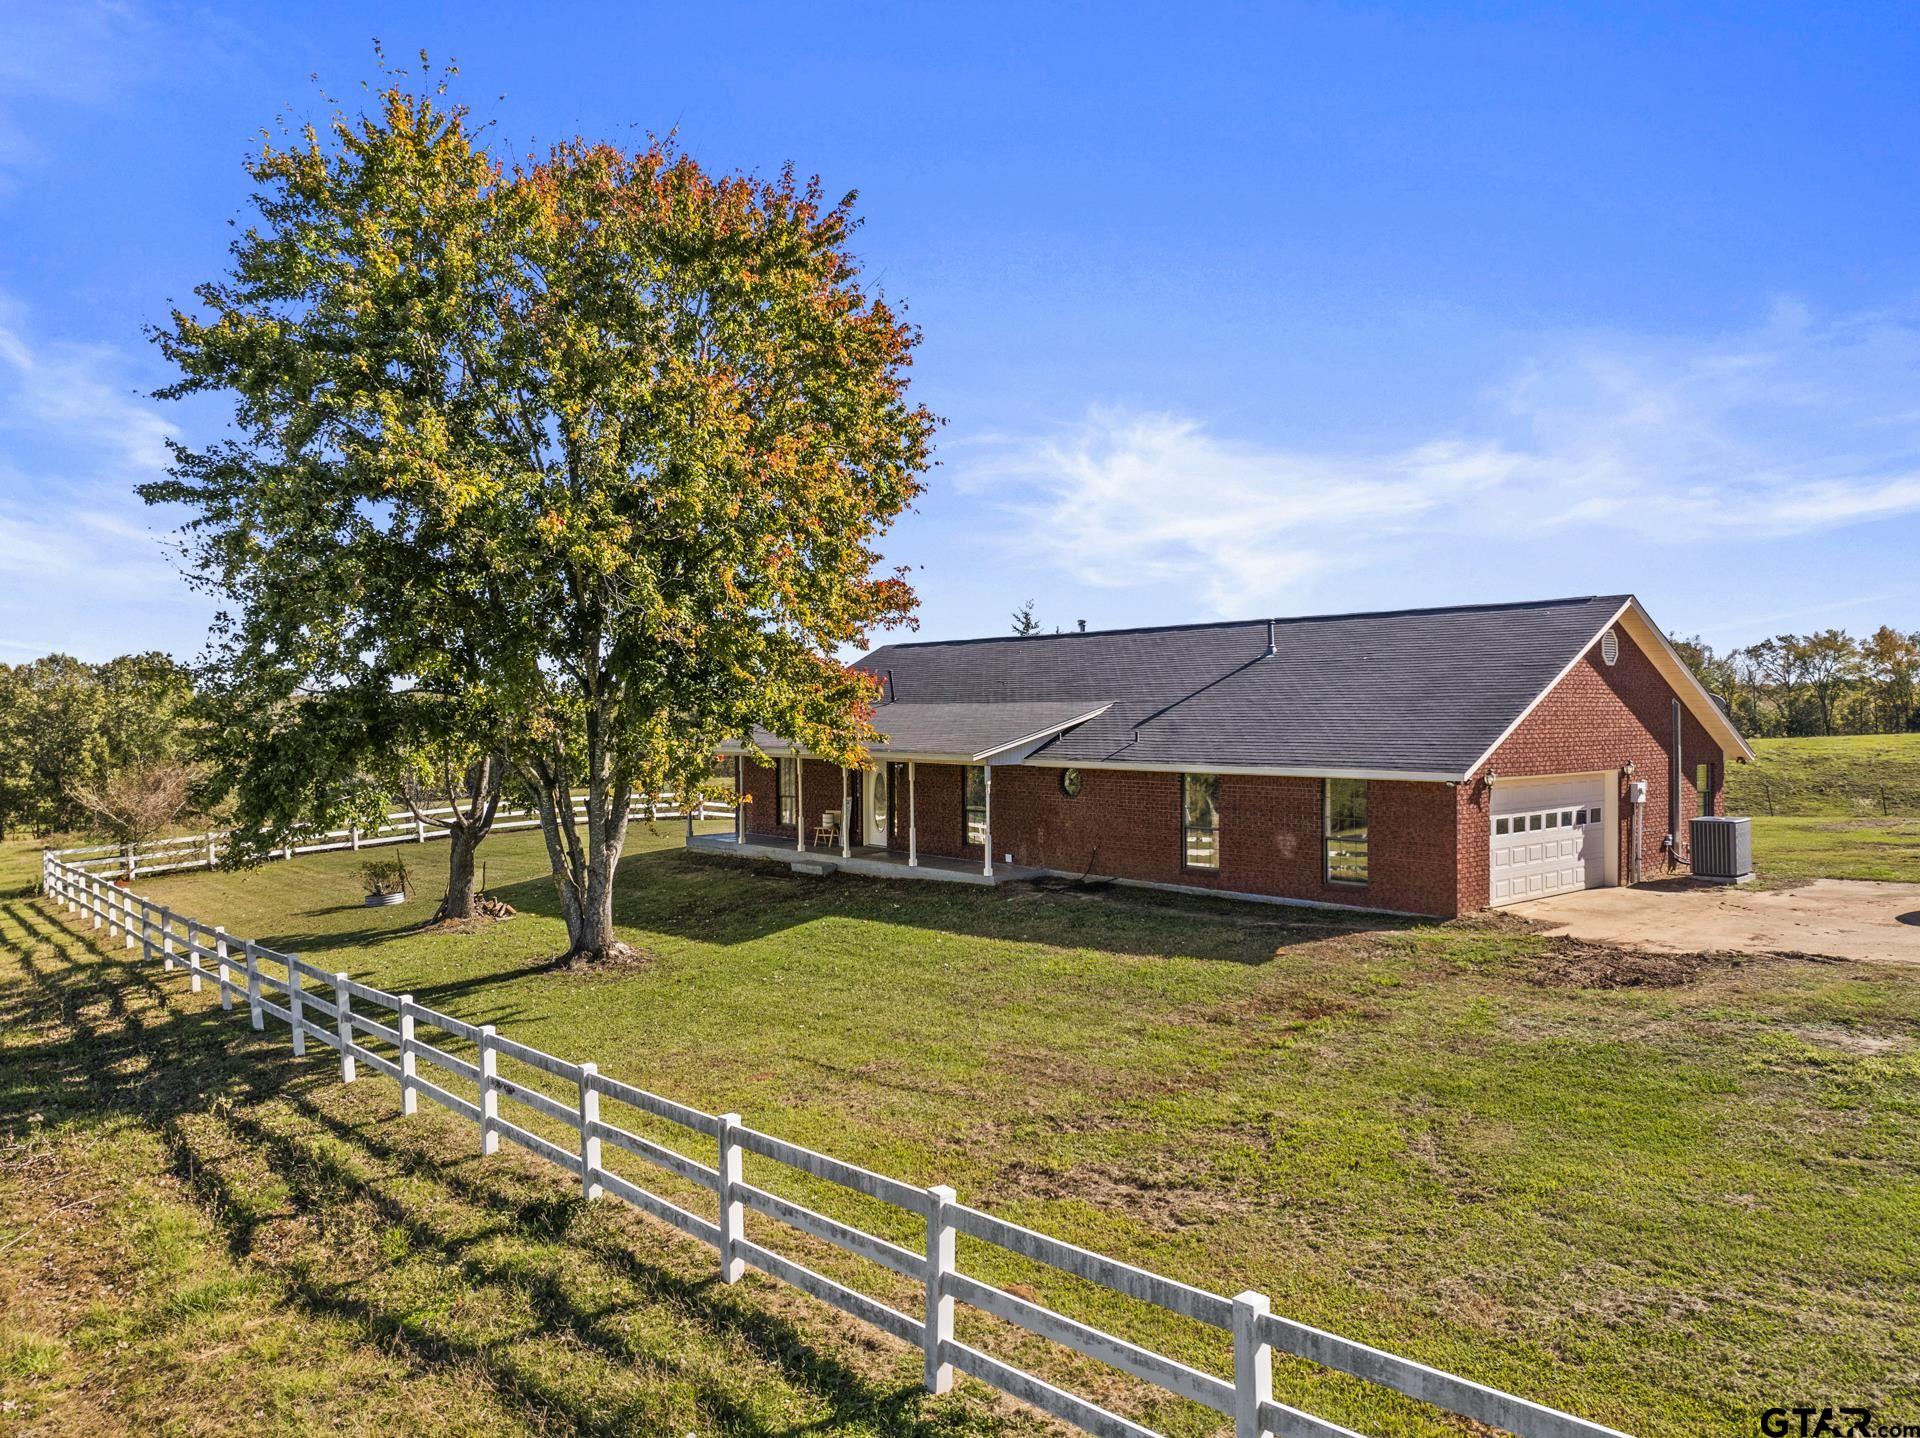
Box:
[777,757,798,826]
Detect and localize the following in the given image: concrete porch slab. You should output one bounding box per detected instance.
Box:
[687,832,1043,886]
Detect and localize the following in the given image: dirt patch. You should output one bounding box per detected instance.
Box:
[1785,1024,1910,1056]
[1195,988,1389,1027]
[421,896,518,934]
[1523,939,1777,989]
[989,1156,1238,1228]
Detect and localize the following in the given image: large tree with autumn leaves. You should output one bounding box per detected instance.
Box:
[146,66,932,962]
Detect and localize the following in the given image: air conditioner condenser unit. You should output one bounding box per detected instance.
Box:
[1690,816,1753,883]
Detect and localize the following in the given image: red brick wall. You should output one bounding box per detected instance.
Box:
[1455,623,1729,913]
[887,762,970,858]
[889,761,1460,916]
[740,757,849,842]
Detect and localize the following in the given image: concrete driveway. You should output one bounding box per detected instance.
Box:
[1509,879,1920,964]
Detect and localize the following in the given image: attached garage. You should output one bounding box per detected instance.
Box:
[1489,773,1612,905]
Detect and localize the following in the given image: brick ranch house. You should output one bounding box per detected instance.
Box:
[698,595,1754,918]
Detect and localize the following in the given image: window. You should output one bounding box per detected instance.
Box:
[1182,773,1221,870]
[777,757,798,826]
[1696,762,1714,815]
[1325,779,1369,885]
[964,766,988,846]
[1495,817,1510,835]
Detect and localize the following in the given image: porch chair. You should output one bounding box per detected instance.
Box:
[811,810,841,848]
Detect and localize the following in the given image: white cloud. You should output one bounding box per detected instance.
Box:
[0,2,148,187]
[958,303,1920,615]
[0,297,199,654]
[0,301,175,480]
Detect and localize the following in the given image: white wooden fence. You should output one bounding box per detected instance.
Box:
[57,792,737,881]
[38,849,1632,1438]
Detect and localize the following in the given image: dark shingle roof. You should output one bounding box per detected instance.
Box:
[852,595,1630,777]
[850,700,1113,760]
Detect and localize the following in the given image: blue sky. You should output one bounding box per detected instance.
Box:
[3,1,1919,663]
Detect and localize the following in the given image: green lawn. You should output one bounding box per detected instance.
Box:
[1749,816,1920,886]
[1723,733,1920,884]
[1729,732,1920,817]
[6,828,1920,1436]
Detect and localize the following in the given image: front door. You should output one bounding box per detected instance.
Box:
[865,764,889,845]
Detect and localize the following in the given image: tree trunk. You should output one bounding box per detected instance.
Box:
[565,760,635,964]
[418,752,505,924]
[521,735,636,965]
[435,824,480,921]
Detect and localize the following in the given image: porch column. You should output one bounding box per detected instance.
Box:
[982,765,994,879]
[908,761,918,867]
[734,755,745,844]
[795,752,805,852]
[840,766,851,858]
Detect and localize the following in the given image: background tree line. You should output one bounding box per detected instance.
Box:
[1672,626,1920,737]
[0,653,200,841]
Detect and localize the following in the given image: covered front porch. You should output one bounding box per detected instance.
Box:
[717,697,1114,885]
[686,831,1044,886]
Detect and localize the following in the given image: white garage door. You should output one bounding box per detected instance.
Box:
[1490,775,1608,905]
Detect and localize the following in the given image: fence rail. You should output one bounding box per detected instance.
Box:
[60,792,738,880]
[38,848,1632,1438]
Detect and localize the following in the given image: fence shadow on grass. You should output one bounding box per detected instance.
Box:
[0,899,1013,1438]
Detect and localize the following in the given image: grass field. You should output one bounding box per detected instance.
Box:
[1729,732,1920,817]
[5,827,1918,1436]
[1746,817,1920,886]
[1725,733,1920,884]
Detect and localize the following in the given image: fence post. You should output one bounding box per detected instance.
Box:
[577,1063,602,1200]
[206,830,217,868]
[717,1111,744,1282]
[478,1025,499,1154]
[1232,1290,1273,1438]
[350,825,361,851]
[397,996,417,1116]
[923,1184,957,1394]
[126,893,139,950]
[211,924,233,1011]
[334,973,356,1083]
[241,936,262,1030]
[124,843,134,881]
[415,816,426,844]
[288,956,306,1056]
[91,876,102,930]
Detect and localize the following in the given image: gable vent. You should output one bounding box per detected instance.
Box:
[1600,628,1619,665]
